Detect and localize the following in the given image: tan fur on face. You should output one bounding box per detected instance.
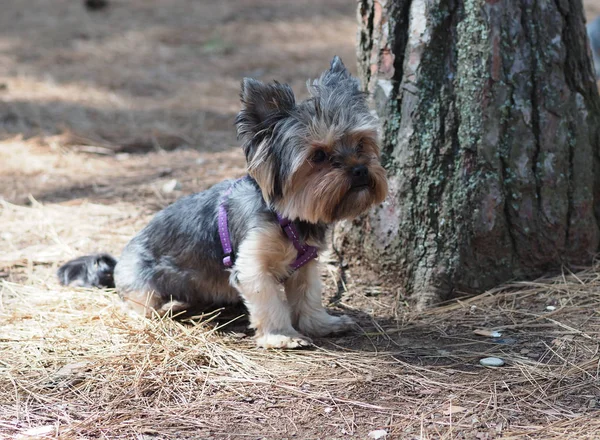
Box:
[277,129,388,223]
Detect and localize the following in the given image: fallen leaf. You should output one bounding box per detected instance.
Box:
[55,361,90,377]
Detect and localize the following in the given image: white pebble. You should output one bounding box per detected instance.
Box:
[368,429,388,439]
[473,329,502,338]
[546,305,556,311]
[480,357,505,367]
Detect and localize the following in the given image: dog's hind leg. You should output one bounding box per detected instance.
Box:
[120,290,190,318]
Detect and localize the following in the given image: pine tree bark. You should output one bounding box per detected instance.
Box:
[338,0,600,307]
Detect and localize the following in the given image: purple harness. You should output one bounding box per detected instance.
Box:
[218,178,318,272]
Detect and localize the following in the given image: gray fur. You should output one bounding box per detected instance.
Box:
[60,175,328,309]
[114,177,297,308]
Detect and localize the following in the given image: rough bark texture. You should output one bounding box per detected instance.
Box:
[338,0,600,306]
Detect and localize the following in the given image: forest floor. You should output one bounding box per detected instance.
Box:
[1,1,600,439]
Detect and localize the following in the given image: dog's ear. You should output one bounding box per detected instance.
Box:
[236,79,295,203]
[236,79,295,154]
[329,55,348,75]
[309,56,360,95]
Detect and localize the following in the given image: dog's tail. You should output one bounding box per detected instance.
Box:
[57,253,117,288]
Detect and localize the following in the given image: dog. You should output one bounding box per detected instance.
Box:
[58,56,388,348]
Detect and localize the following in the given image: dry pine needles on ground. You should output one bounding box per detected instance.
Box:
[1,198,599,439]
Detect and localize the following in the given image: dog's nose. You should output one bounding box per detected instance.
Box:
[351,165,369,187]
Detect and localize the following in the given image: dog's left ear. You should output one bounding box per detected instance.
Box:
[310,56,360,94]
[329,56,349,75]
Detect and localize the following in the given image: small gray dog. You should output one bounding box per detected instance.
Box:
[58,57,388,348]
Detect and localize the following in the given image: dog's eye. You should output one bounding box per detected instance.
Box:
[311,149,328,163]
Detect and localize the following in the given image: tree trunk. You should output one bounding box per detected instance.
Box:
[338,0,600,307]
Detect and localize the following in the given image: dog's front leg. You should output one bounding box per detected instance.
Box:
[285,261,355,337]
[234,227,312,349]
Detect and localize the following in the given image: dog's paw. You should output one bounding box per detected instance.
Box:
[299,313,355,337]
[255,333,313,349]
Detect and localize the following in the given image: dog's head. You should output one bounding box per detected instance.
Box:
[235,56,388,224]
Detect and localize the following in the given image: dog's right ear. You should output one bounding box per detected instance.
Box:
[235,79,295,158]
[235,79,295,204]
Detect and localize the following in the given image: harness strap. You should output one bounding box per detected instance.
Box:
[218,177,318,272]
[276,213,319,271]
[218,185,235,268]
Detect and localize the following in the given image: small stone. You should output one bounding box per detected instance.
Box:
[473,329,502,338]
[479,357,505,367]
[162,179,182,193]
[368,429,388,439]
[546,305,556,311]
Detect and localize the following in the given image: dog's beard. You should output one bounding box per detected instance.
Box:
[275,159,388,224]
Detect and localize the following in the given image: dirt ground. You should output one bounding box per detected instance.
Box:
[1,1,600,439]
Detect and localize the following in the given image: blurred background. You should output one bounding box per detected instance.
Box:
[0,0,356,208]
[1,0,600,207]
